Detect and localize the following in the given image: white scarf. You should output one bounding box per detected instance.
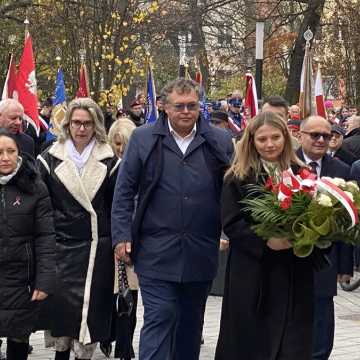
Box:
[0,156,23,185]
[65,138,96,174]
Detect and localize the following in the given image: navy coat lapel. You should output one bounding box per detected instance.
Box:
[184,135,205,158]
[162,135,184,157]
[152,113,183,157]
[320,154,331,177]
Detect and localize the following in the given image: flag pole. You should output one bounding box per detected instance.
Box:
[255,21,264,100]
[24,9,30,39]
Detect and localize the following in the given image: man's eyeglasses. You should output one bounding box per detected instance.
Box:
[301,131,332,142]
[169,102,199,112]
[70,120,94,130]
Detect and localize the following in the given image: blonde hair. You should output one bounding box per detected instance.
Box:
[58,97,107,143]
[227,111,303,180]
[108,117,136,153]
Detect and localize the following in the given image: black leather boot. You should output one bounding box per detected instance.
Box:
[6,339,29,360]
[55,349,71,360]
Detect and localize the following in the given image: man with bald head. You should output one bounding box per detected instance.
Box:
[297,115,353,360]
[0,99,35,157]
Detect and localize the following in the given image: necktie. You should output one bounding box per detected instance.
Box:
[309,161,318,176]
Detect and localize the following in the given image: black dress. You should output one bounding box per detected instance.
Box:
[215,170,314,360]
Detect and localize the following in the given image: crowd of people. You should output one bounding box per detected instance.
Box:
[0,77,359,360]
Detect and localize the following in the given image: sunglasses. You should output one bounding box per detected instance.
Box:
[301,131,332,142]
[169,102,199,112]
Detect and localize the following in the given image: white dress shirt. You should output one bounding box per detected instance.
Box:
[168,121,197,155]
[302,151,322,178]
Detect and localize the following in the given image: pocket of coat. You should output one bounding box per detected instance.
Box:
[25,243,33,284]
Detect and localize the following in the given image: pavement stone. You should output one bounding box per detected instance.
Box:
[1,285,358,359]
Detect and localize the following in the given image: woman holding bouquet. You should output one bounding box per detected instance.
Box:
[215,111,315,360]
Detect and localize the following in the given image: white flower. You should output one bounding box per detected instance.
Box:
[346,181,360,192]
[331,177,347,188]
[317,194,333,207]
[344,191,354,202]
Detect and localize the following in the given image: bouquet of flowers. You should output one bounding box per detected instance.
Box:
[242,168,360,257]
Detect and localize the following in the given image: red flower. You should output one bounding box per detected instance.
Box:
[265,176,274,190]
[280,197,292,210]
[299,168,317,181]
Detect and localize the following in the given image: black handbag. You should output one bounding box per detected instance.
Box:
[115,260,134,317]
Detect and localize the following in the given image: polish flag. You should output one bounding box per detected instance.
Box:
[1,54,17,100]
[76,63,90,98]
[228,116,242,134]
[243,72,259,129]
[315,67,326,119]
[16,34,42,135]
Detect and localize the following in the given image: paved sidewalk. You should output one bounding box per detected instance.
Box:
[18,286,360,359]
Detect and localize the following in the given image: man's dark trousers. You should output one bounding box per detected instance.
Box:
[312,297,334,360]
[138,275,211,360]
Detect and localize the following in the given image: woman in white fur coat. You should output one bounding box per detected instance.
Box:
[37,98,120,360]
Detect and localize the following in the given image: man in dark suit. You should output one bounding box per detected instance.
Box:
[0,99,35,157]
[112,78,233,360]
[328,124,357,166]
[297,116,353,360]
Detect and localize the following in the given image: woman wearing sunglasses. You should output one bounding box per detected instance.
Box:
[37,98,120,360]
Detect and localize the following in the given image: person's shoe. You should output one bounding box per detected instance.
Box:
[100,342,112,358]
[6,339,28,360]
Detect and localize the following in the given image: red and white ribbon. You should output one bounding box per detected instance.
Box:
[317,178,359,227]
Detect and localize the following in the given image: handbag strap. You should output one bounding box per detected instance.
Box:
[117,260,129,291]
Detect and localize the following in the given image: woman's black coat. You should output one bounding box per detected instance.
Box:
[0,156,55,338]
[37,141,119,344]
[215,171,314,360]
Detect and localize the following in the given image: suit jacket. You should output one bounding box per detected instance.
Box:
[297,149,353,297]
[350,160,360,186]
[15,132,35,158]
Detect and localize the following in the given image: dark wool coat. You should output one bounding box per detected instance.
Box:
[296,150,353,297]
[37,141,120,344]
[215,170,315,360]
[0,155,55,338]
[111,113,234,282]
[342,128,360,160]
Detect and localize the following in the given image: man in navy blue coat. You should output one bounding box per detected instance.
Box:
[297,116,353,360]
[111,78,233,360]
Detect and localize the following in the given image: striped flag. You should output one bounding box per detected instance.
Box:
[299,43,315,120]
[76,63,90,98]
[1,54,17,100]
[243,72,259,128]
[315,67,326,119]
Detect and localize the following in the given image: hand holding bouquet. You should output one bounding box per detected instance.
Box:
[242,168,360,257]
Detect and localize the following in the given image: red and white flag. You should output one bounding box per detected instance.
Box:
[243,72,259,129]
[1,54,17,100]
[16,34,42,135]
[76,64,90,98]
[299,43,315,120]
[315,67,326,119]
